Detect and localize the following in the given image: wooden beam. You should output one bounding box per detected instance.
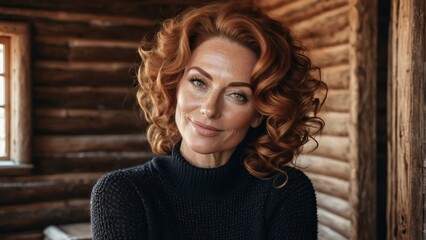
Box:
[325,89,350,112]
[36,61,133,71]
[266,0,348,25]
[321,111,350,137]
[34,134,149,153]
[0,173,102,205]
[310,44,350,68]
[297,154,350,180]
[34,67,133,87]
[318,223,347,240]
[304,135,350,161]
[34,86,135,109]
[292,5,349,40]
[321,64,350,89]
[0,6,156,26]
[305,172,349,200]
[317,192,351,220]
[0,199,89,232]
[35,108,146,135]
[348,0,377,239]
[36,151,152,174]
[318,208,351,238]
[387,0,425,239]
[302,25,349,50]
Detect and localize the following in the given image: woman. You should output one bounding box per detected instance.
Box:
[91,1,326,239]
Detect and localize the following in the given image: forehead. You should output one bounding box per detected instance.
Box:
[187,37,257,80]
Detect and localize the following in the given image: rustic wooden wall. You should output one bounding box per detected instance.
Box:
[256,0,377,239]
[387,0,425,238]
[0,0,382,239]
[0,1,208,238]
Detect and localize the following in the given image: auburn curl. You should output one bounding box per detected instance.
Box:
[137,1,327,186]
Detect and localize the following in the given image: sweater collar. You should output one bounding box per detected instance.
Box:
[158,143,248,199]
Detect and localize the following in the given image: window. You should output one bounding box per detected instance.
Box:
[0,36,11,160]
[0,22,32,174]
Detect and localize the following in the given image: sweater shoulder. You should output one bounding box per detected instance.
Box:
[265,166,317,209]
[92,157,168,197]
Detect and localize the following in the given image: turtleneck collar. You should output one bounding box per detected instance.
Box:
[156,143,250,200]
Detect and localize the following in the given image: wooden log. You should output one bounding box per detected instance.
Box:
[34,19,149,41]
[291,5,349,39]
[36,61,134,71]
[265,0,348,25]
[0,1,195,18]
[34,86,135,109]
[348,0,378,239]
[387,0,424,238]
[36,151,153,174]
[0,6,156,26]
[296,154,350,180]
[0,230,44,240]
[255,0,294,10]
[0,162,32,176]
[320,111,349,136]
[324,89,350,112]
[35,108,146,135]
[0,173,102,205]
[34,134,149,154]
[302,25,350,50]
[309,44,350,68]
[321,64,350,89]
[34,67,134,87]
[318,223,347,240]
[0,199,89,233]
[318,208,351,238]
[68,38,138,49]
[305,172,349,200]
[316,192,351,219]
[36,39,138,62]
[303,135,349,161]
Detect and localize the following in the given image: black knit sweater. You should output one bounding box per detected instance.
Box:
[90,145,317,239]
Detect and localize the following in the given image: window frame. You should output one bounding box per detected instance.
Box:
[0,22,32,175]
[0,36,11,160]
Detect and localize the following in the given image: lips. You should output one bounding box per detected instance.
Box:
[190,120,223,137]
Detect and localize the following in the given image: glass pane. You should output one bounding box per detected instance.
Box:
[0,76,4,106]
[0,108,6,156]
[0,44,4,74]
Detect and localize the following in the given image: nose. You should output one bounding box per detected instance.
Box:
[200,92,220,119]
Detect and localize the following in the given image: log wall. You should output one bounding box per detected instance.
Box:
[0,1,207,238]
[0,0,381,239]
[387,0,425,238]
[256,0,377,239]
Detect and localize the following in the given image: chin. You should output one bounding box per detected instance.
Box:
[187,141,219,154]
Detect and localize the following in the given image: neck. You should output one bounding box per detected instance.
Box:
[179,142,235,168]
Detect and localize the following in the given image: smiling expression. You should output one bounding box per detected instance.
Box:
[175,37,262,164]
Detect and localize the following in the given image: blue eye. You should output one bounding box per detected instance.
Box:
[190,78,207,88]
[231,93,247,103]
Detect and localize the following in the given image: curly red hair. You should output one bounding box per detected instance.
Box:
[137,1,327,185]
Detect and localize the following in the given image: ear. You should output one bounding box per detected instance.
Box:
[250,114,263,128]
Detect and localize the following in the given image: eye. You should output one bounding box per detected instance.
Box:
[190,78,207,88]
[230,93,247,103]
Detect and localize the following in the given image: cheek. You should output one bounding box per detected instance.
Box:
[223,107,257,130]
[176,87,199,113]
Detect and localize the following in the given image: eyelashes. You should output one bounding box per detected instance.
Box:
[188,77,248,103]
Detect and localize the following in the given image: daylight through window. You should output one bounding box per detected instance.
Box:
[0,36,10,159]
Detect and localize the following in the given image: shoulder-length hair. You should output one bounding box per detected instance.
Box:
[137,1,327,184]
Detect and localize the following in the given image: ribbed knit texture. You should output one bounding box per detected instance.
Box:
[90,145,318,239]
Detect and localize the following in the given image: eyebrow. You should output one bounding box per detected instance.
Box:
[187,66,253,90]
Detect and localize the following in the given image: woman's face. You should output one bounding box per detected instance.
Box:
[175,37,262,157]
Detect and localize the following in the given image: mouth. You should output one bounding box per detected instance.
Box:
[190,120,223,137]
